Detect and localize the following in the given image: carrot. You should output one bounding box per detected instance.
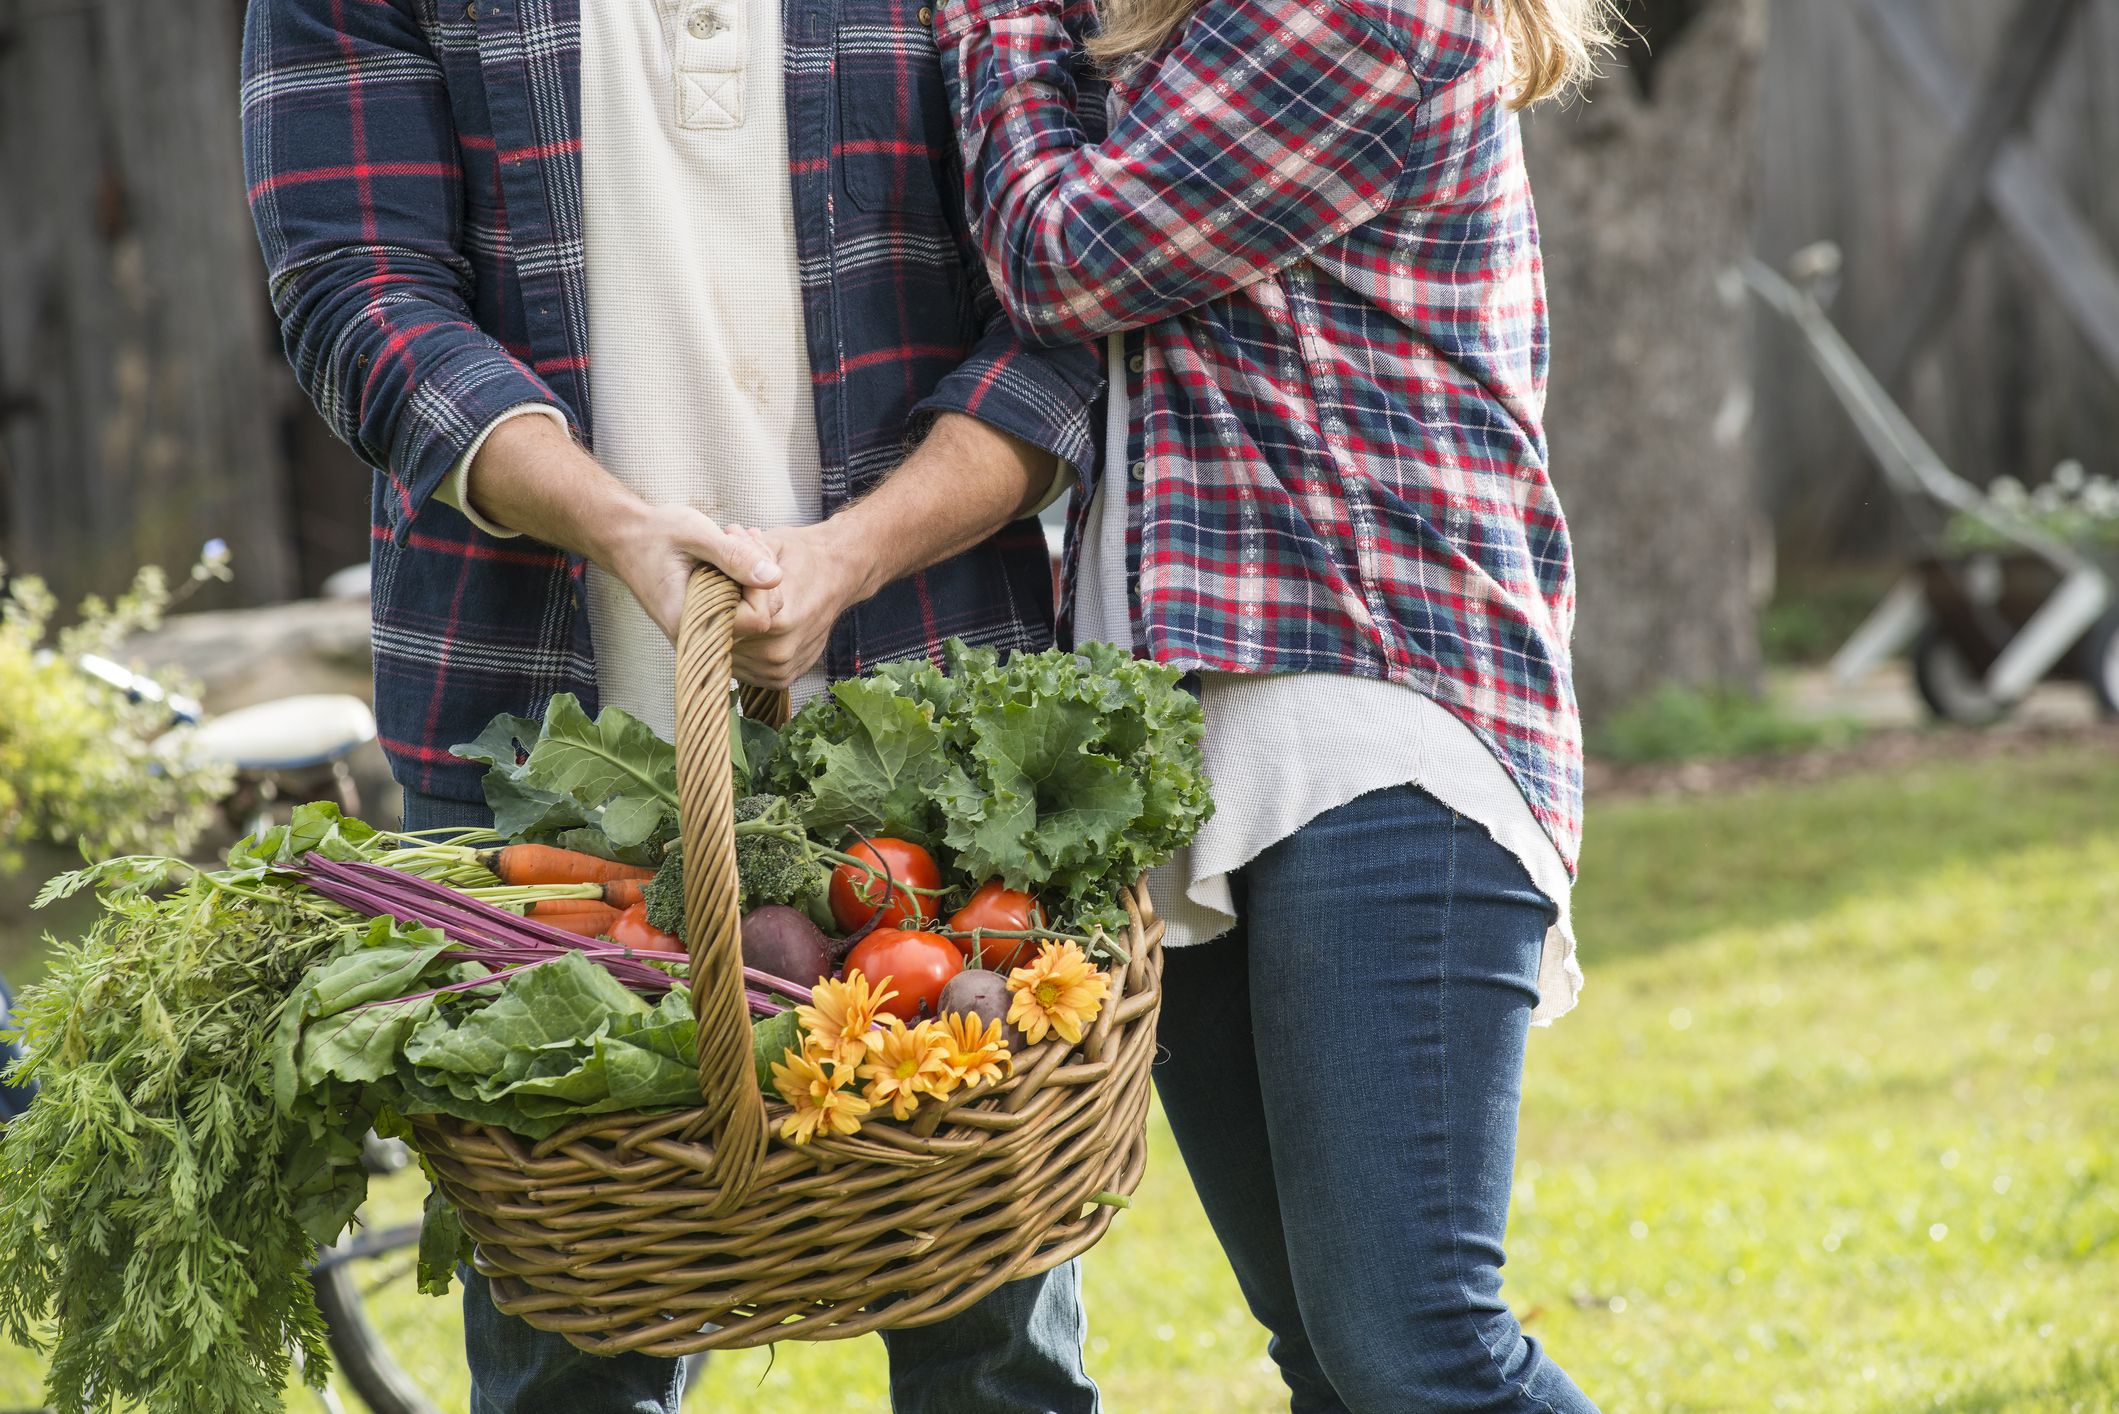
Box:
[528,903,623,937]
[527,899,621,919]
[601,879,645,910]
[480,844,655,888]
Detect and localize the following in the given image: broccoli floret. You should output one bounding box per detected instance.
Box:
[643,845,687,940]
[734,794,826,913]
[649,799,826,934]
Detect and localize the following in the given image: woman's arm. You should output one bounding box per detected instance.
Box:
[935,0,1423,344]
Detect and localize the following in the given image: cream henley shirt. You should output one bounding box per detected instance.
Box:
[440,0,827,739]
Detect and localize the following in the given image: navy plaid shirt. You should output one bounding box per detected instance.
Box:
[241,0,1103,801]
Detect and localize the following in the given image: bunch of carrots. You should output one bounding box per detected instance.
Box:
[475,844,669,949]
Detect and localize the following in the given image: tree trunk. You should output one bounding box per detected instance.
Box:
[1523,0,1769,717]
[0,0,294,606]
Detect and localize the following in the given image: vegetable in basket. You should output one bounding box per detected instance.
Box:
[844,927,963,1020]
[0,642,1208,1411]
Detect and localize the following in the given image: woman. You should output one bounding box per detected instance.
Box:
[934,0,1608,1407]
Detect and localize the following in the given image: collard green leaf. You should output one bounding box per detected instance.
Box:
[455,695,681,858]
[482,775,595,843]
[730,695,782,795]
[751,1009,802,1091]
[518,695,677,848]
[417,1181,472,1296]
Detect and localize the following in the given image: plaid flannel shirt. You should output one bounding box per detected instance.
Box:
[241,0,1102,801]
[936,0,1583,867]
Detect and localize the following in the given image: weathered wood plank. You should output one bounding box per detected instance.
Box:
[0,0,295,605]
[1868,0,2089,386]
[1861,0,2119,384]
[1753,0,2119,566]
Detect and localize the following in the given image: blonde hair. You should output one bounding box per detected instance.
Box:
[1088,0,1618,109]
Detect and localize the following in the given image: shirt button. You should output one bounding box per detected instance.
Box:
[1129,460,1147,481]
[1127,353,1144,374]
[918,5,934,23]
[688,7,726,37]
[464,1,476,16]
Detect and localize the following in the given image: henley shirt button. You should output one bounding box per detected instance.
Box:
[1129,460,1146,481]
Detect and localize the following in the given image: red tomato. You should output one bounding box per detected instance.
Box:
[844,929,963,1021]
[947,880,1044,973]
[607,902,685,955]
[829,838,940,932]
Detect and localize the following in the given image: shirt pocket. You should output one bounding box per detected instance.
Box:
[835,0,950,214]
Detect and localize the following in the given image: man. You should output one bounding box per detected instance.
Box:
[240,0,1103,1408]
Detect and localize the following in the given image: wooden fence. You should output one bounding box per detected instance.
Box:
[0,0,369,607]
[1754,0,2119,565]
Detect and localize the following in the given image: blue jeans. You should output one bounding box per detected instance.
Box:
[1152,784,1597,1413]
[402,789,1098,1414]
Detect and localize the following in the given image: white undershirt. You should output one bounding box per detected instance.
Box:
[443,0,827,737]
[1079,334,1581,1024]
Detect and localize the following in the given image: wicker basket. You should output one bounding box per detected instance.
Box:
[411,569,1165,1355]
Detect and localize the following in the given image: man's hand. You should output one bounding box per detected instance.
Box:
[727,414,1060,687]
[463,413,783,638]
[605,506,788,641]
[731,521,874,688]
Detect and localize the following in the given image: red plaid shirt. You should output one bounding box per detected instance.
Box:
[242,0,1103,801]
[937,0,1583,866]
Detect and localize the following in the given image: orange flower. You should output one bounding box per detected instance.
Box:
[797,972,896,1069]
[858,1017,956,1120]
[769,1048,870,1146]
[1006,940,1109,1047]
[938,1011,1012,1088]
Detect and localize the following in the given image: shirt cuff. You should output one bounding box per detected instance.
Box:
[934,0,1055,44]
[912,331,1101,493]
[435,403,571,539]
[1022,459,1074,518]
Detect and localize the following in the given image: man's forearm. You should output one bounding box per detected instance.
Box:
[819,412,1059,601]
[463,413,647,564]
[464,413,782,637]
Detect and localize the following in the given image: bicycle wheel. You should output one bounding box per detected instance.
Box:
[312,1138,443,1414]
[311,1139,711,1411]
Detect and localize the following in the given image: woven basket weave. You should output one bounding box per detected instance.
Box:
[410,569,1165,1355]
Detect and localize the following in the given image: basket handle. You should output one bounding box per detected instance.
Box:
[673,568,784,1211]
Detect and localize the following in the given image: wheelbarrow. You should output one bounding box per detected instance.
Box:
[1743,248,2119,724]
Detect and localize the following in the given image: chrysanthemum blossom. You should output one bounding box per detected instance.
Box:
[1006,940,1110,1047]
[858,1017,956,1120]
[770,1048,870,1145]
[797,972,896,1069]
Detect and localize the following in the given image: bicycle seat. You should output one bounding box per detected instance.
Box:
[180,694,378,772]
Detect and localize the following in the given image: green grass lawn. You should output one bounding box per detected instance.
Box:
[1,744,2113,1412]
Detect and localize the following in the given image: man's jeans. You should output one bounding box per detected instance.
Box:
[1153,784,1600,1414]
[403,790,1098,1414]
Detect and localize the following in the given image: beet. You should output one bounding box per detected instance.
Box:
[741,905,832,988]
[938,969,1034,1051]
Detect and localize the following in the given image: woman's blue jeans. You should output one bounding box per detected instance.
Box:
[1152,784,1597,1413]
[403,790,1098,1414]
